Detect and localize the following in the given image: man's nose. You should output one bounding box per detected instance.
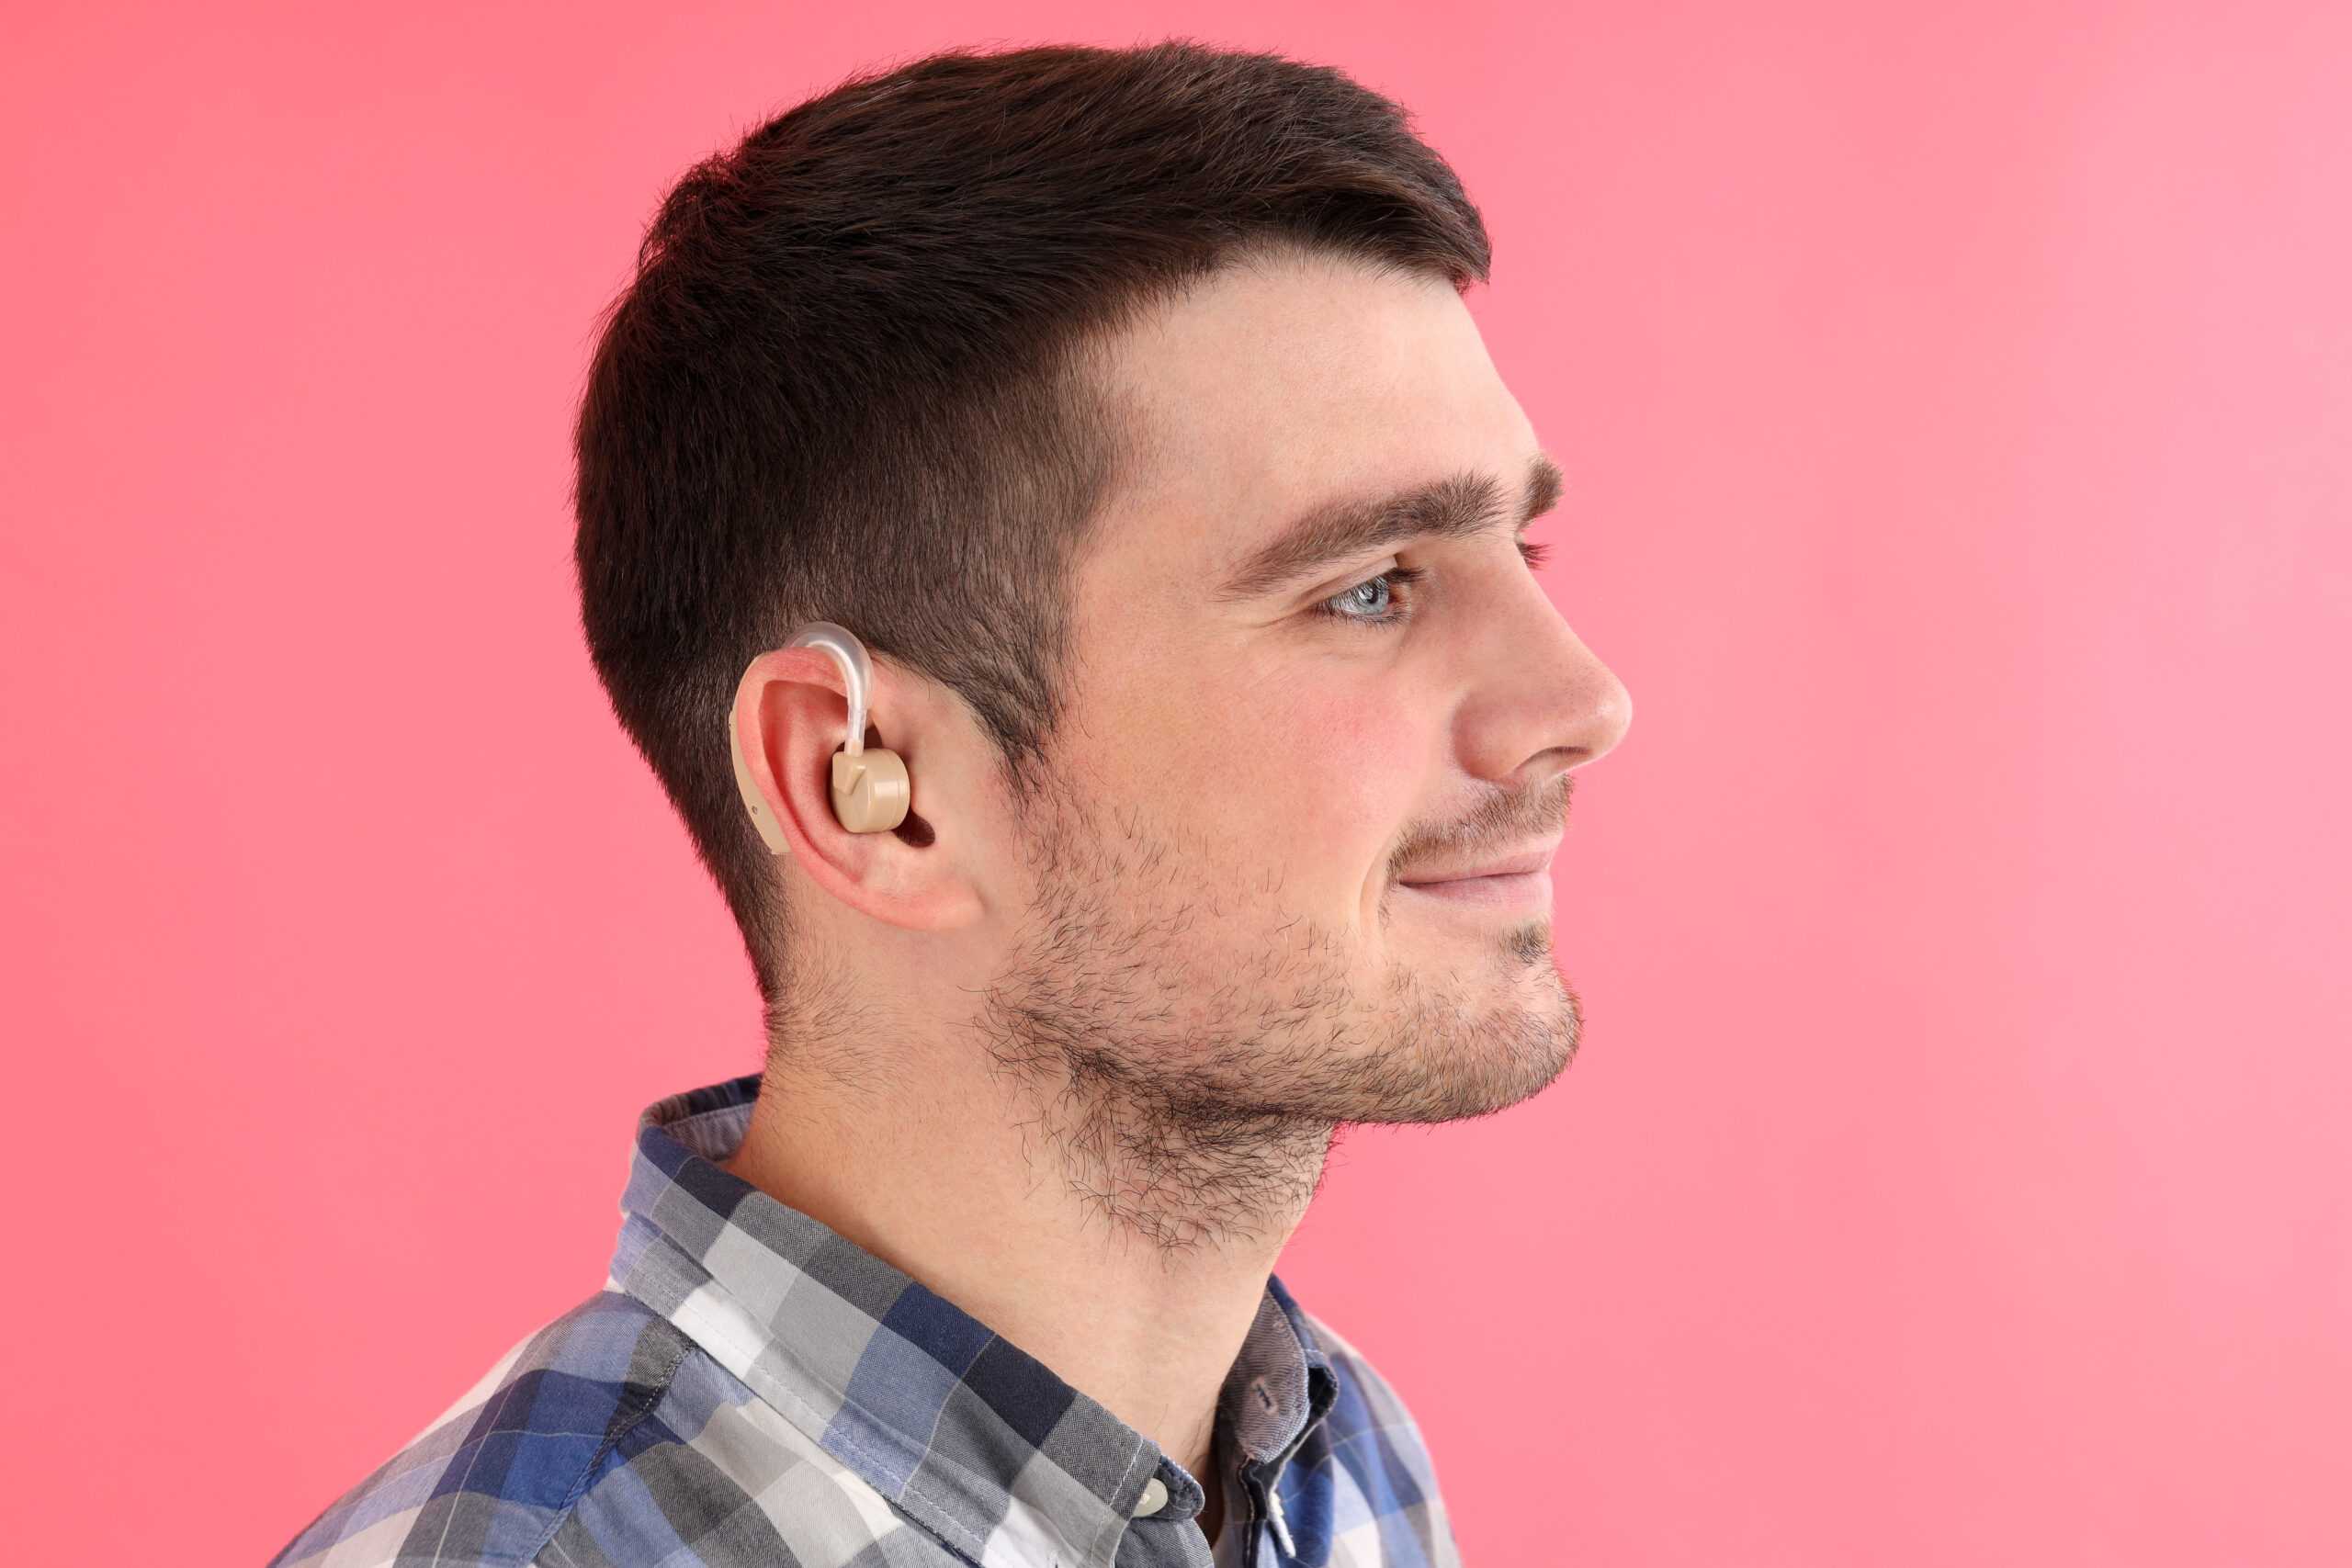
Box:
[1464,571,1634,791]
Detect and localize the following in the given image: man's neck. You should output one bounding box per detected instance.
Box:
[718,1052,1318,1507]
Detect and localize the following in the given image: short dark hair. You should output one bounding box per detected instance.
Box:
[571,39,1492,1027]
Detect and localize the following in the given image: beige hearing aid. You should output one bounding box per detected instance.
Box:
[729,620,910,849]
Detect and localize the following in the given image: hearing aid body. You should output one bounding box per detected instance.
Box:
[730,621,910,847]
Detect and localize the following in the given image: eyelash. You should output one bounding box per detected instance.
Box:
[1311,538,1555,630]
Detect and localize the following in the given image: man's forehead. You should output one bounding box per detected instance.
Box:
[1092,265,1524,564]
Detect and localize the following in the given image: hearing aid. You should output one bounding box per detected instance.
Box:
[729,620,911,850]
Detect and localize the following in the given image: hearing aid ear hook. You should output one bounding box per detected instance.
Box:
[729,621,912,852]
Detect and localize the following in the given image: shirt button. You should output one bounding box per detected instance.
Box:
[1135,1477,1170,1517]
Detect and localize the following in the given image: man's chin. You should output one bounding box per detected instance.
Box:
[1341,1011,1578,1126]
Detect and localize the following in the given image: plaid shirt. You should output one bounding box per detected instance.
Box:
[267,1073,1464,1568]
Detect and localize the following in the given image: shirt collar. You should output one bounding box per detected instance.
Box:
[604,1073,1339,1568]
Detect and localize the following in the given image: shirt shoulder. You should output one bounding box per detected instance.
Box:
[1293,1307,1466,1568]
[266,1290,695,1568]
[530,1333,956,1567]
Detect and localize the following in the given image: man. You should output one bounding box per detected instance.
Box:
[270,37,1630,1568]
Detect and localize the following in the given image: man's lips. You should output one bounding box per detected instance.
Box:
[1397,868,1554,908]
[1398,839,1561,885]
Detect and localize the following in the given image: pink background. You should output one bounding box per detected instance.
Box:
[4,4,2346,1563]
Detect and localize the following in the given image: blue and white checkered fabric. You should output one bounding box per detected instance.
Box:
[267,1073,1463,1567]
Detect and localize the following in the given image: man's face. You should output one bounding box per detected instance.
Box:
[968,246,1632,1201]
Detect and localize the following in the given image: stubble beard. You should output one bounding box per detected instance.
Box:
[958,775,1581,1261]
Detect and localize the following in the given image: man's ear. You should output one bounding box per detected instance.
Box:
[729,648,978,933]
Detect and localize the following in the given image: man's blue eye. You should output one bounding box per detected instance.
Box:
[1309,537,1553,631]
[1311,565,1426,629]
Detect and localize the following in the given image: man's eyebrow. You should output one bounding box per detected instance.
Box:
[1209,450,1566,605]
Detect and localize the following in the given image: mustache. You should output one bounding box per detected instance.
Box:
[1388,777,1571,879]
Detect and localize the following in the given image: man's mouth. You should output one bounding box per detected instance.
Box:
[1397,869,1553,909]
[1396,837,1561,908]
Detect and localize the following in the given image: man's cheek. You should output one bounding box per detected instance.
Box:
[1285,688,1422,862]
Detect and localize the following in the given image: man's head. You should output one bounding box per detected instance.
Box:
[573,42,1630,1242]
